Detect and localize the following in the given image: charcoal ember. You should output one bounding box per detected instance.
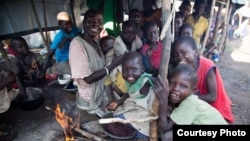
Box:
[103,122,135,137]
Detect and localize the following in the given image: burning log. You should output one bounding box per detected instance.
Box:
[55,104,75,141]
[45,105,108,141]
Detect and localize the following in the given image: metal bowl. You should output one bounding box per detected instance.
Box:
[100,113,136,140]
[16,87,44,111]
[58,74,71,85]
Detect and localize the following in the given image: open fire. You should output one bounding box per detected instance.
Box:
[55,104,75,141]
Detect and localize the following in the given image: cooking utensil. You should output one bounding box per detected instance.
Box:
[15,87,44,111]
[100,113,136,140]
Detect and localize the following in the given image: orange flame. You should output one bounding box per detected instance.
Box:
[55,104,75,141]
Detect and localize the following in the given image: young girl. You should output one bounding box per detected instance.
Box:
[110,21,143,98]
[172,36,234,123]
[174,14,184,39]
[113,20,142,56]
[129,9,144,42]
[176,0,191,21]
[106,52,155,140]
[154,63,227,141]
[178,23,194,37]
[10,37,45,97]
[141,21,162,76]
[100,35,116,103]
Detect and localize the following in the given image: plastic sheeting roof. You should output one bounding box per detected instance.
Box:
[232,0,248,4]
[0,0,84,40]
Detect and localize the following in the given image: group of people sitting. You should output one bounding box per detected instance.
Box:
[0,0,234,141]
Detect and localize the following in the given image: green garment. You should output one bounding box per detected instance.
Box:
[87,0,102,9]
[170,95,228,125]
[126,72,153,95]
[103,0,121,37]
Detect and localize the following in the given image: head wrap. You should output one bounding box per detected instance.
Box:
[57,11,71,21]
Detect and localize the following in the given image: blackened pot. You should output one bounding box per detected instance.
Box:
[16,87,44,111]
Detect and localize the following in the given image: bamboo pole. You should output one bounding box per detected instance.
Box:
[218,0,230,53]
[200,0,216,55]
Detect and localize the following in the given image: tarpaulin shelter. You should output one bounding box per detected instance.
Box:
[0,0,86,41]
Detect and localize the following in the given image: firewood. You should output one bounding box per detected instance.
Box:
[74,128,108,141]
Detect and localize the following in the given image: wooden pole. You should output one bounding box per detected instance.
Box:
[42,0,50,48]
[212,3,223,44]
[70,0,76,27]
[221,2,233,54]
[200,0,216,55]
[30,0,48,51]
[218,0,230,53]
[149,0,172,141]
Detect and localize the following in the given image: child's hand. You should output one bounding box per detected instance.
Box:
[106,101,118,111]
[153,75,169,102]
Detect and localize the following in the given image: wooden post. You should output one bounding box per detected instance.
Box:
[212,3,223,44]
[70,0,77,27]
[42,0,50,47]
[30,0,48,51]
[222,2,233,54]
[149,0,172,141]
[200,0,216,55]
[218,0,230,53]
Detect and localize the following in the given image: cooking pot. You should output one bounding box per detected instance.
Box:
[16,87,44,111]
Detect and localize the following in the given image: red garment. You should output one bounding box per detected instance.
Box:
[197,57,234,123]
[7,46,17,56]
[141,41,162,69]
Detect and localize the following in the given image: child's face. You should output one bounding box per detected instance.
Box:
[173,42,197,65]
[180,5,191,17]
[169,71,193,104]
[145,25,159,43]
[129,12,142,24]
[174,18,183,34]
[121,27,136,44]
[12,40,29,55]
[101,39,114,54]
[83,14,103,37]
[122,57,144,84]
[180,27,193,37]
[59,20,73,34]
[195,3,205,15]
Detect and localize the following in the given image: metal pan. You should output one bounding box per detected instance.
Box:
[15,87,44,111]
[100,113,136,140]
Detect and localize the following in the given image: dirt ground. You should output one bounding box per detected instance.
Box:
[217,35,250,124]
[0,35,249,141]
